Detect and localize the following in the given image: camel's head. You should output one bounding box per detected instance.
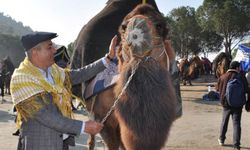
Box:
[117,4,175,72]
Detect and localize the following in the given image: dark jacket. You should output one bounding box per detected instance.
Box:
[216,69,249,107]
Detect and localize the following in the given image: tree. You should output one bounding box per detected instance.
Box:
[0,12,33,36]
[0,33,25,66]
[196,0,250,55]
[199,30,224,57]
[166,6,202,58]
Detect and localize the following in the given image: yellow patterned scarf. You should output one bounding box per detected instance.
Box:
[10,57,73,127]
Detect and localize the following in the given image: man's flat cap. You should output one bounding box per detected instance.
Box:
[21,31,58,51]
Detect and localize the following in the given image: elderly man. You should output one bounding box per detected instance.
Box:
[10,31,116,150]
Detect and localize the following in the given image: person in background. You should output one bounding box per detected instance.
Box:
[0,61,5,103]
[216,61,249,150]
[54,45,77,111]
[54,45,70,68]
[245,68,250,88]
[10,31,117,150]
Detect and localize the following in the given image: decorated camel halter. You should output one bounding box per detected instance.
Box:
[101,15,170,124]
[121,15,170,70]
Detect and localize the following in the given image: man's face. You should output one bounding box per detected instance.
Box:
[33,40,57,69]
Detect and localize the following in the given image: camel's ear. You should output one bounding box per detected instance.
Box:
[164,40,175,64]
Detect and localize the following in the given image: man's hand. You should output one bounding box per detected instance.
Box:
[108,35,118,59]
[84,120,104,135]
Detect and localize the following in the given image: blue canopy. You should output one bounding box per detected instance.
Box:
[234,44,250,72]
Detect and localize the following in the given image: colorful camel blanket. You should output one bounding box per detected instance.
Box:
[84,61,119,100]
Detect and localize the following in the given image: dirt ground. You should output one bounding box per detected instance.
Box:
[0,74,250,150]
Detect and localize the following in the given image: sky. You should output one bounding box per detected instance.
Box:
[0,0,203,46]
